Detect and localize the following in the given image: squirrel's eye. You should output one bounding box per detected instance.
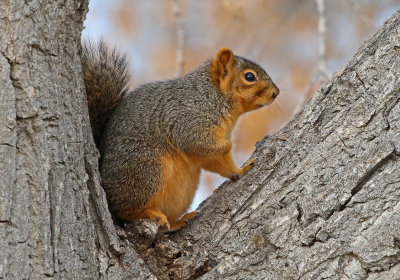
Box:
[244,72,256,82]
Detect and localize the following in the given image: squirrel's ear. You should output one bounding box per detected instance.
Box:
[211,47,235,84]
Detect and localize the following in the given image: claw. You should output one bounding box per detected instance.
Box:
[249,158,257,166]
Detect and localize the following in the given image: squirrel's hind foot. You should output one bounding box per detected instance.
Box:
[163,211,198,232]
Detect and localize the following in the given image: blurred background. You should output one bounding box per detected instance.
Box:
[83,0,399,210]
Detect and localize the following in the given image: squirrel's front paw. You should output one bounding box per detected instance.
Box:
[229,158,257,180]
[240,157,257,175]
[248,157,257,166]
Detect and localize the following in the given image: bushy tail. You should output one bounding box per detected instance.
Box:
[82,39,131,146]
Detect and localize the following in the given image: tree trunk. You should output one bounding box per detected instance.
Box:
[0,1,399,279]
[0,1,153,279]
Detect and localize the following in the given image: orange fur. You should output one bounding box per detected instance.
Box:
[212,117,234,154]
[133,130,255,230]
[133,152,202,230]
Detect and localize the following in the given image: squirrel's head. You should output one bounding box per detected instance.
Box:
[210,47,279,113]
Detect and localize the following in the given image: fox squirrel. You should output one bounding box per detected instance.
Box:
[82,40,279,231]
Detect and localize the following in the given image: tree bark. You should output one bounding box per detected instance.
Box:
[0,1,154,279]
[0,1,399,280]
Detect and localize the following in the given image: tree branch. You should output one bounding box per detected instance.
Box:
[132,8,400,279]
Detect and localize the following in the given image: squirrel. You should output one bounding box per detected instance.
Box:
[82,40,279,231]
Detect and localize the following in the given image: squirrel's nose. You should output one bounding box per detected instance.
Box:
[272,88,280,99]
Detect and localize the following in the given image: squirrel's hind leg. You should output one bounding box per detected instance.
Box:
[132,208,171,230]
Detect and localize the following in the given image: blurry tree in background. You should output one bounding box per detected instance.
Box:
[83,0,399,208]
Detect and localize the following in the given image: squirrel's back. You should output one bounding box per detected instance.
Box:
[101,61,232,154]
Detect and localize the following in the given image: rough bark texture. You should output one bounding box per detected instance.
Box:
[0,1,399,279]
[0,1,154,279]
